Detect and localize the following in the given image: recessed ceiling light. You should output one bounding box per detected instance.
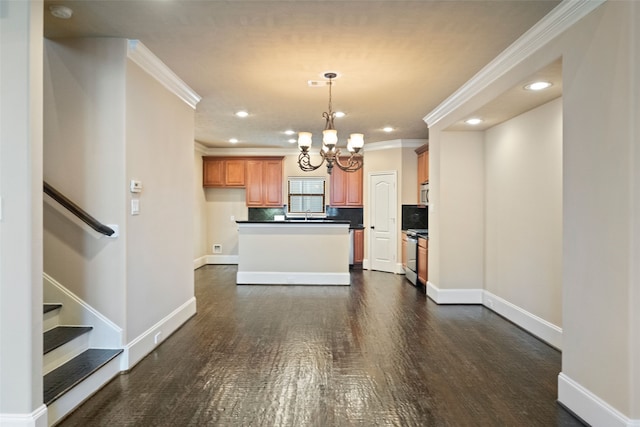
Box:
[288,139,297,144]
[465,118,483,125]
[235,111,249,118]
[334,112,346,118]
[284,130,295,135]
[524,81,552,91]
[229,138,239,144]
[383,127,394,132]
[49,5,73,19]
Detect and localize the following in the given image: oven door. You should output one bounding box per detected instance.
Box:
[405,236,418,285]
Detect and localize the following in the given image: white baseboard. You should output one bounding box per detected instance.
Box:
[558,373,640,427]
[0,405,47,427]
[121,297,197,370]
[236,271,350,285]
[483,290,562,350]
[194,256,208,269]
[426,281,483,304]
[362,258,370,270]
[43,273,123,348]
[426,282,562,350]
[207,254,238,265]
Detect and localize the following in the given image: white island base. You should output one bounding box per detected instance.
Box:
[236,221,350,285]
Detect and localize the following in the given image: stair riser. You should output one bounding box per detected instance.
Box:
[46,354,122,427]
[43,334,90,375]
[43,310,60,332]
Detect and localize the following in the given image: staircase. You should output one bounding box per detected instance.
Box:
[43,303,122,425]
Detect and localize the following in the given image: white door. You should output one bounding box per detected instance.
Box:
[369,171,397,273]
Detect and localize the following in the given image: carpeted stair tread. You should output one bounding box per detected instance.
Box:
[43,348,123,405]
[43,303,63,314]
[43,326,93,354]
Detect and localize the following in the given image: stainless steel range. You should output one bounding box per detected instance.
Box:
[405,229,428,286]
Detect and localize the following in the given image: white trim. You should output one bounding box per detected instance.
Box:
[127,40,201,109]
[558,373,640,427]
[364,139,428,152]
[426,281,483,304]
[194,141,209,154]
[121,297,196,370]
[362,258,370,270]
[426,282,562,349]
[43,273,123,348]
[423,0,606,127]
[206,254,239,265]
[199,146,299,157]
[394,262,406,275]
[194,256,208,270]
[483,290,562,350]
[236,271,350,286]
[0,405,47,427]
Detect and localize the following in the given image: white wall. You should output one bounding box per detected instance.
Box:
[43,38,128,327]
[0,0,45,421]
[194,150,208,260]
[485,98,562,326]
[125,60,195,342]
[426,1,640,423]
[438,131,485,290]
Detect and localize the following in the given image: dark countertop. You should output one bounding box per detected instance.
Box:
[237,220,364,229]
[236,220,351,225]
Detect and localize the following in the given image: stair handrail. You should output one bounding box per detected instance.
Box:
[43,181,115,237]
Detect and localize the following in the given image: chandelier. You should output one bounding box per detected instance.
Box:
[297,72,364,175]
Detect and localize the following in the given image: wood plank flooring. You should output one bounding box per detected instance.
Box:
[57,265,585,426]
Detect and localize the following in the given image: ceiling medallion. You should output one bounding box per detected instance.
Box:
[297,72,364,175]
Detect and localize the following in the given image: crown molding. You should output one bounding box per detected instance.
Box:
[127,40,201,109]
[194,141,209,154]
[423,0,606,128]
[364,139,428,152]
[197,145,299,157]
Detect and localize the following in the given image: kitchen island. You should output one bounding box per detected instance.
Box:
[236,220,351,285]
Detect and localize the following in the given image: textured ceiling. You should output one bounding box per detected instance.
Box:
[43,0,561,149]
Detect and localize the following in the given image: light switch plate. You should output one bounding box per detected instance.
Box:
[131,199,140,215]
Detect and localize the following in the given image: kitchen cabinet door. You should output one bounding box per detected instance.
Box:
[245,157,283,207]
[418,237,428,285]
[262,159,283,206]
[330,160,363,207]
[354,229,364,266]
[225,159,246,187]
[245,160,264,206]
[203,157,245,187]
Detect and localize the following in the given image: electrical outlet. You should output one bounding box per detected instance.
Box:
[213,244,222,254]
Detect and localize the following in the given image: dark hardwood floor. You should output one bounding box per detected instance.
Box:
[58,265,585,426]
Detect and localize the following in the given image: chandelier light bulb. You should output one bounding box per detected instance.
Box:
[323,129,338,147]
[349,133,364,149]
[298,132,313,150]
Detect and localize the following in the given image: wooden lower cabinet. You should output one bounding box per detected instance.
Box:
[353,229,364,267]
[418,237,428,285]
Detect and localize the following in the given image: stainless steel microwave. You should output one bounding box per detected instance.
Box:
[420,182,429,206]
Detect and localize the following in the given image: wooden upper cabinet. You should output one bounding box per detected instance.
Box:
[203,157,246,187]
[416,145,429,185]
[225,159,246,187]
[245,157,283,207]
[330,160,363,207]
